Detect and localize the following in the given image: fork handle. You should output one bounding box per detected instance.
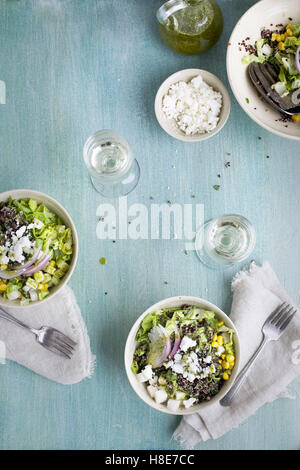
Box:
[0,307,38,335]
[220,336,269,407]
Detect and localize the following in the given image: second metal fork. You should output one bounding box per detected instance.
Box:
[0,307,77,359]
[220,302,297,407]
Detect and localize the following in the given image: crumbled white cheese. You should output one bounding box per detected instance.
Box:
[154,389,168,404]
[180,336,197,353]
[172,363,185,375]
[137,365,153,383]
[10,235,33,264]
[137,373,147,383]
[175,391,186,401]
[147,385,156,398]
[167,399,180,412]
[148,375,158,385]
[16,226,27,238]
[203,355,212,364]
[28,219,44,230]
[183,397,196,409]
[162,74,223,135]
[141,365,153,381]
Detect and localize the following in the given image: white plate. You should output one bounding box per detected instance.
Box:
[227,0,300,140]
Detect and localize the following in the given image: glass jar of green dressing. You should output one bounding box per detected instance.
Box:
[157,0,223,55]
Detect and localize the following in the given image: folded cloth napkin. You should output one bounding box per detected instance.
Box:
[0,285,95,384]
[174,262,300,447]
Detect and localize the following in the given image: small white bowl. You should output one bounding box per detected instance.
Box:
[227,0,300,140]
[0,189,78,308]
[124,296,240,415]
[154,68,231,142]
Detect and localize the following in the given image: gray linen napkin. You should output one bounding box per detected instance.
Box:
[0,285,95,384]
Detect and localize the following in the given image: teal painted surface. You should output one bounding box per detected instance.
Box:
[0,0,299,450]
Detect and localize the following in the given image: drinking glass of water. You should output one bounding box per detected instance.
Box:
[83,130,140,197]
[195,214,256,269]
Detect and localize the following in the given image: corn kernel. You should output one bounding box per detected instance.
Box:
[271,32,277,41]
[223,372,229,380]
[38,283,45,291]
[217,321,224,327]
[292,115,300,122]
[286,24,293,31]
[222,361,230,369]
[49,260,55,267]
[211,341,218,348]
[217,335,223,346]
[276,34,282,42]
[0,281,7,292]
[226,354,235,363]
[229,362,235,370]
[221,353,226,359]
[0,264,7,271]
[278,41,285,51]
[218,359,222,364]
[286,29,293,36]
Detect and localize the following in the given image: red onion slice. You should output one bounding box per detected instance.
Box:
[23,251,52,275]
[0,270,20,280]
[0,247,42,280]
[169,325,181,359]
[160,338,172,365]
[19,247,41,271]
[295,46,300,75]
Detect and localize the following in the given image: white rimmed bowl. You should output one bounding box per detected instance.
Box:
[154,68,231,142]
[124,296,240,415]
[0,189,78,308]
[227,0,300,140]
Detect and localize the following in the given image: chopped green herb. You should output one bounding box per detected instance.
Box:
[246,97,250,104]
[213,185,220,191]
[99,257,106,265]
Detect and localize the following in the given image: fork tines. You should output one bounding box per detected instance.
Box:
[269,302,297,331]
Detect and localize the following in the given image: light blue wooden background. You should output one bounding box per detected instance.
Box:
[0,0,299,450]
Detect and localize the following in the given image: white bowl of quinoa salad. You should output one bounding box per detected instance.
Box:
[125,296,240,415]
[0,189,78,308]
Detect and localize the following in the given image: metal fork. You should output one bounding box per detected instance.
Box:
[220,302,297,407]
[0,307,77,359]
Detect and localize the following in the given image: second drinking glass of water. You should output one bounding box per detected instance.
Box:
[83,130,140,197]
[195,214,256,269]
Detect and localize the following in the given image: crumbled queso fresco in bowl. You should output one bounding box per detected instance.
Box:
[162,74,223,135]
[132,305,236,413]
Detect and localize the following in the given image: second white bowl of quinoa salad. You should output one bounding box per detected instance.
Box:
[125,296,240,415]
[154,68,231,142]
[0,189,78,308]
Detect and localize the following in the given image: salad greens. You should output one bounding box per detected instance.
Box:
[0,197,73,304]
[132,305,236,411]
[242,23,300,100]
